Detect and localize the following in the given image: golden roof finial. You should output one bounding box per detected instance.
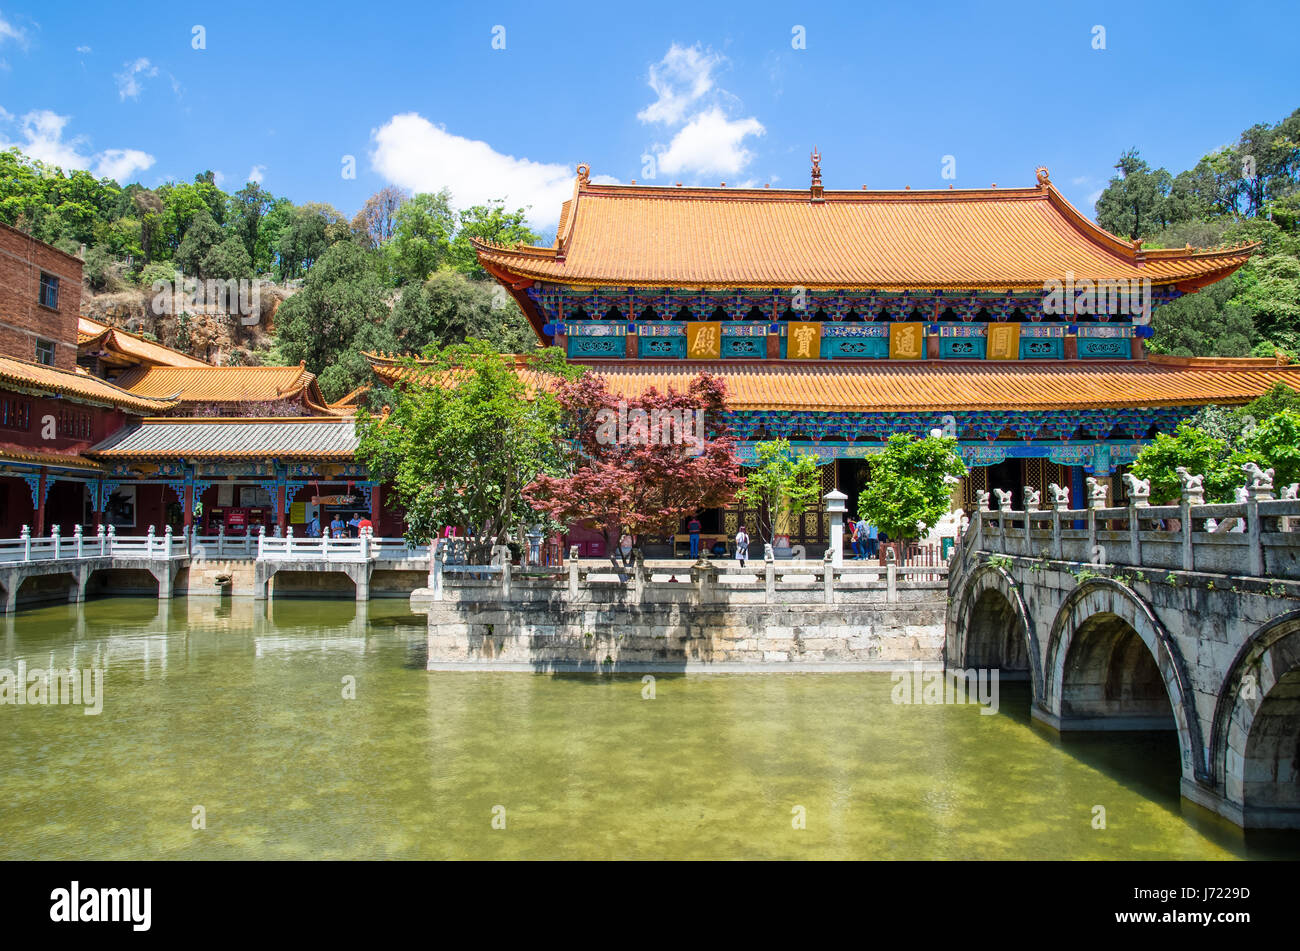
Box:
[1035,166,1051,187]
[810,147,823,187]
[576,163,591,185]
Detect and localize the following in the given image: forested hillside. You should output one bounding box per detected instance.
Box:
[0,151,538,400]
[1093,108,1299,358]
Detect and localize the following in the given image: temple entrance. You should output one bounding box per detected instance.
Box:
[985,458,1023,511]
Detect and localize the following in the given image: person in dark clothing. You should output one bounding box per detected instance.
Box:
[687,516,702,558]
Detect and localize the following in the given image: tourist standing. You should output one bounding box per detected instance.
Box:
[849,518,862,559]
[330,514,345,538]
[865,518,878,559]
[687,515,702,559]
[735,525,750,568]
[307,514,321,538]
[348,515,361,538]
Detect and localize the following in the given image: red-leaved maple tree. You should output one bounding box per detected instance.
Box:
[524,371,742,566]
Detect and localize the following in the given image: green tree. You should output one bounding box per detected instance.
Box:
[448,201,537,276]
[385,268,537,354]
[1239,410,1300,490]
[1095,149,1175,240]
[174,209,224,276]
[857,432,968,541]
[272,241,392,399]
[201,234,254,281]
[355,340,576,555]
[735,439,822,546]
[275,202,342,279]
[386,190,455,285]
[229,182,272,261]
[1130,422,1246,503]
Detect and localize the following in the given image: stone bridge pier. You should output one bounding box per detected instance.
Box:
[947,478,1300,829]
[254,559,373,601]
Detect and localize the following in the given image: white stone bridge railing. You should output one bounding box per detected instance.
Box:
[956,468,1300,581]
[0,525,188,563]
[428,541,947,606]
[0,525,428,566]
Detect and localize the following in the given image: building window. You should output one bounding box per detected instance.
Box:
[35,339,56,365]
[57,409,91,440]
[0,398,31,431]
[39,272,59,309]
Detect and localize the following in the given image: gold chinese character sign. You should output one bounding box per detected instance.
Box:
[786,322,822,359]
[986,323,1021,360]
[686,322,722,359]
[889,322,926,359]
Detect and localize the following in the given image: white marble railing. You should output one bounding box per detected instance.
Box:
[956,469,1300,580]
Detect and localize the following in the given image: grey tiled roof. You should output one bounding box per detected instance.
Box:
[87,419,360,459]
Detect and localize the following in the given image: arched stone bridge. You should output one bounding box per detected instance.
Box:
[946,475,1300,829]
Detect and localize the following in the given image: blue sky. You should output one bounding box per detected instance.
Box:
[2,0,1296,236]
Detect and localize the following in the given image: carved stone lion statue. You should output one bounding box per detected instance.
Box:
[1086,477,1109,508]
[1047,483,1070,509]
[1022,486,1041,511]
[976,490,991,512]
[993,488,1014,512]
[1242,462,1275,492]
[1121,472,1151,506]
[1175,466,1204,503]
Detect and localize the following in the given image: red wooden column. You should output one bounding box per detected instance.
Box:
[35,467,47,535]
[183,483,193,532]
[93,476,103,530]
[370,484,382,529]
[276,482,287,534]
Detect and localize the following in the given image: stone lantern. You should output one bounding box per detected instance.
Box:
[824,489,848,568]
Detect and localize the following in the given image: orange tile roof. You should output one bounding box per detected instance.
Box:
[366,352,1300,413]
[113,363,334,409]
[475,169,1254,291]
[0,355,177,413]
[0,445,103,471]
[77,317,210,369]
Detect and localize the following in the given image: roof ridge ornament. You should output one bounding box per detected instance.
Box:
[1035,166,1051,188]
[576,163,591,185]
[810,147,824,203]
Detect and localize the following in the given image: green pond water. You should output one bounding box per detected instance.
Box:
[1,596,1297,860]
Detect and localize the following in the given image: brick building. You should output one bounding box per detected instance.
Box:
[0,221,82,370]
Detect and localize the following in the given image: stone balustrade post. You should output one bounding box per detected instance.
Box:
[256,526,265,559]
[1128,501,1141,567]
[107,525,116,556]
[886,545,897,601]
[691,559,717,605]
[567,545,580,599]
[286,526,295,557]
[764,543,775,603]
[96,523,105,557]
[360,528,371,561]
[822,548,835,604]
[146,525,155,558]
[21,525,30,561]
[74,524,83,559]
[323,526,331,557]
[164,525,173,559]
[1179,484,1200,572]
[632,549,645,603]
[52,524,61,560]
[429,537,444,600]
[1246,494,1263,577]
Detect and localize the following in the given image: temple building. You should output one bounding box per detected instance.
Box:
[451,158,1300,554]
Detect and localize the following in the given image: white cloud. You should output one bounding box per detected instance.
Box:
[212,170,225,187]
[637,43,721,125]
[94,148,155,181]
[0,109,155,182]
[0,14,28,47]
[247,164,265,184]
[370,113,611,229]
[76,45,92,54]
[656,107,765,177]
[637,43,765,181]
[115,57,157,100]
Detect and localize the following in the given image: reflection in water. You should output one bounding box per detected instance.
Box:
[0,597,1296,860]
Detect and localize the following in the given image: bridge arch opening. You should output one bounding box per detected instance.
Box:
[965,588,1030,680]
[1242,669,1300,812]
[1060,611,1176,729]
